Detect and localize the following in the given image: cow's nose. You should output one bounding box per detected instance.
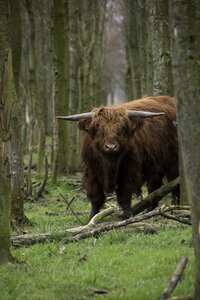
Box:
[104,142,119,152]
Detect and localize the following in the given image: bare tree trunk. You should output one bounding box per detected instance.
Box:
[68,0,79,174]
[0,0,12,263]
[147,0,173,95]
[9,0,27,227]
[169,1,200,298]
[125,0,141,99]
[51,0,69,180]
[136,1,148,96]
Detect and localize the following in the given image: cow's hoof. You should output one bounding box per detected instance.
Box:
[120,210,132,220]
[88,207,100,220]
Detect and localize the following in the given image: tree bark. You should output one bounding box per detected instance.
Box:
[147,0,173,95]
[125,0,141,99]
[9,0,27,227]
[0,0,12,263]
[67,0,79,173]
[169,1,200,298]
[51,0,69,180]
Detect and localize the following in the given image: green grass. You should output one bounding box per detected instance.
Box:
[0,177,195,300]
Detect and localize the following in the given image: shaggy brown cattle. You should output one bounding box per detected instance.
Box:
[57,95,179,219]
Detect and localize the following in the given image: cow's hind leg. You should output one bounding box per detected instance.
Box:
[146,177,163,211]
[166,173,180,205]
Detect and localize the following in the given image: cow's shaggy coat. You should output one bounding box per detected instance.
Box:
[78,96,179,219]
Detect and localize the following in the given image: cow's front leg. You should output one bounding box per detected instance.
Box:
[86,180,106,220]
[116,186,133,219]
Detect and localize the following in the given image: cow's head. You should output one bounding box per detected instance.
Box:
[57,108,164,156]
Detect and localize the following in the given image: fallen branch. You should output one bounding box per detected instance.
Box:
[132,177,180,216]
[159,256,188,300]
[160,212,191,225]
[11,207,162,247]
[61,207,166,245]
[64,207,117,234]
[168,296,193,300]
[11,232,52,247]
[10,177,185,248]
[45,211,83,216]
[88,207,117,226]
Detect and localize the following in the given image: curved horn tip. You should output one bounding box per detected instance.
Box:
[126,110,165,118]
[56,112,93,121]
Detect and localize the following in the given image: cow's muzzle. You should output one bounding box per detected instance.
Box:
[103,142,120,153]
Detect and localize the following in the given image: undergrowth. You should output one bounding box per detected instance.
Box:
[0,176,194,300]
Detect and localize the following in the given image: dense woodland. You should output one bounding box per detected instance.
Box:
[1,0,200,299]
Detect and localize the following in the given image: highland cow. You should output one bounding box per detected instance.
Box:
[57,96,179,219]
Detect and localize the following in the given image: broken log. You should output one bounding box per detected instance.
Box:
[159,256,188,300]
[11,207,163,247]
[132,177,180,216]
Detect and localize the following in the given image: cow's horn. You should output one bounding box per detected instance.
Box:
[56,112,94,121]
[126,110,165,118]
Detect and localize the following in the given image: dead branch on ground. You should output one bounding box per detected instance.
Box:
[45,211,84,216]
[61,207,168,244]
[160,212,191,225]
[159,256,188,300]
[132,177,180,216]
[168,296,193,300]
[11,207,162,247]
[11,178,189,248]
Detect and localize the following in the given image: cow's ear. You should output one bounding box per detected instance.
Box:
[78,119,91,132]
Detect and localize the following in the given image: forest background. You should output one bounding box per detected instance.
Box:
[1,0,200,299]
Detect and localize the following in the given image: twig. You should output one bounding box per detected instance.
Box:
[59,193,84,225]
[45,211,84,216]
[160,212,191,225]
[159,256,188,300]
[66,197,75,209]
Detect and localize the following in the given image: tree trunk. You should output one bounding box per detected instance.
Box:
[67,0,79,174]
[51,0,69,181]
[35,1,53,174]
[136,1,148,96]
[147,0,173,95]
[90,0,106,107]
[169,1,200,298]
[146,3,153,96]
[125,0,141,99]
[9,0,27,227]
[0,0,12,263]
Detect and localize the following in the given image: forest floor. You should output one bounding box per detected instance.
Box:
[0,175,194,300]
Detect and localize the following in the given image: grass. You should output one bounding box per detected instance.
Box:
[0,176,195,300]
